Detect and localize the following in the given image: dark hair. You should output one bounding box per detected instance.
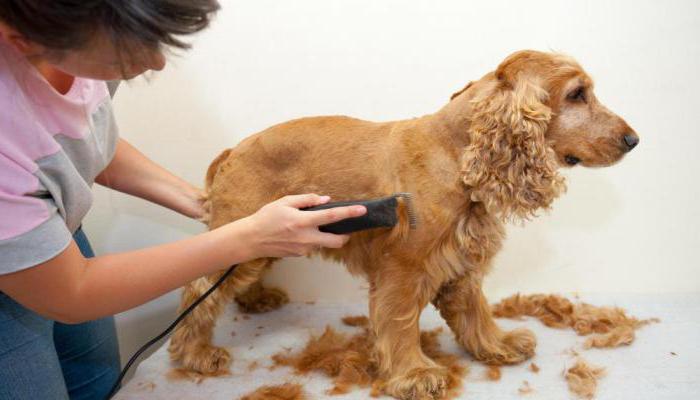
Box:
[0,0,220,55]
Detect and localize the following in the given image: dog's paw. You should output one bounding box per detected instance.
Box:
[385,366,449,400]
[471,328,536,365]
[500,327,536,360]
[235,286,289,314]
[181,344,232,376]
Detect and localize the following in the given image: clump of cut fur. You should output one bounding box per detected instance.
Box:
[518,380,534,395]
[492,294,657,347]
[166,367,228,384]
[341,315,370,327]
[486,365,502,381]
[272,326,374,395]
[272,318,467,399]
[135,381,156,391]
[248,360,260,371]
[565,358,605,399]
[239,383,307,400]
[583,326,636,349]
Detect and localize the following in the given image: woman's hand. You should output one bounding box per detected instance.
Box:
[240,194,366,259]
[179,185,209,222]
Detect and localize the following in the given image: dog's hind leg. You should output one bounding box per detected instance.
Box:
[370,260,449,400]
[433,275,536,365]
[168,258,272,375]
[234,281,289,314]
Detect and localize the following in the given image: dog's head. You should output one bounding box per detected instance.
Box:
[454,50,638,220]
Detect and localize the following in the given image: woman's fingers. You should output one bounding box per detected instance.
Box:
[305,205,366,228]
[280,193,367,229]
[280,193,330,209]
[313,232,349,251]
[290,233,350,257]
[314,232,350,249]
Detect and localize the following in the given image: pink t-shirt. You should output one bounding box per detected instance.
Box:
[0,40,118,274]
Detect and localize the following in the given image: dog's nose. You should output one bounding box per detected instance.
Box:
[623,134,639,151]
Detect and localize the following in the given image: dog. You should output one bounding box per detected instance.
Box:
[168,50,638,399]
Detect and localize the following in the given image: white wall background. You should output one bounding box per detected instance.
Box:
[82,0,700,365]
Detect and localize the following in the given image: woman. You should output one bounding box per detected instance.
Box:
[0,1,366,399]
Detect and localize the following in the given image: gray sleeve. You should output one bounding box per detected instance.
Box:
[0,212,72,275]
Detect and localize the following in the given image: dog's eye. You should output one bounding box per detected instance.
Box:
[567,87,586,103]
[565,155,581,165]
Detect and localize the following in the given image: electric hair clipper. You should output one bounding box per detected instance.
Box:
[302,193,418,234]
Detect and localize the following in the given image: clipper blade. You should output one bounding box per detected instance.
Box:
[393,192,418,230]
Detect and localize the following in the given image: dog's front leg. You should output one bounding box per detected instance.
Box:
[433,274,536,365]
[370,261,448,400]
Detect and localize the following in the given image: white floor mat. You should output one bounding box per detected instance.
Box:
[115,293,700,399]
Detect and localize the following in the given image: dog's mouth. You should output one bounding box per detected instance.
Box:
[564,155,581,166]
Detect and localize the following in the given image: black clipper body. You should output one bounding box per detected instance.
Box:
[302,193,417,234]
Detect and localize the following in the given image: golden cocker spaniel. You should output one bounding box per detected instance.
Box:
[169,50,638,400]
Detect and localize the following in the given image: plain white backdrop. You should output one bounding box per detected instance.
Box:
[82,0,700,364]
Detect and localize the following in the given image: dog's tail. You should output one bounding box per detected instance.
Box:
[199,148,232,226]
[205,148,232,191]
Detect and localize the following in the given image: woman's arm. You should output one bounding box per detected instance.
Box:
[0,220,250,324]
[96,138,206,220]
[0,194,366,324]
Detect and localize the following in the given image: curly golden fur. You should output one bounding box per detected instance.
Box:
[168,50,638,400]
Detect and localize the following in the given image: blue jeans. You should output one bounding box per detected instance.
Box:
[0,229,121,400]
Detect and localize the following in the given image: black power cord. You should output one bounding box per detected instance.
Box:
[105,264,238,399]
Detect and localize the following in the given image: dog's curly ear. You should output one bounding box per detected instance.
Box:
[461,66,566,221]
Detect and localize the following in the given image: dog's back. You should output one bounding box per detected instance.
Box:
[205,115,406,229]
